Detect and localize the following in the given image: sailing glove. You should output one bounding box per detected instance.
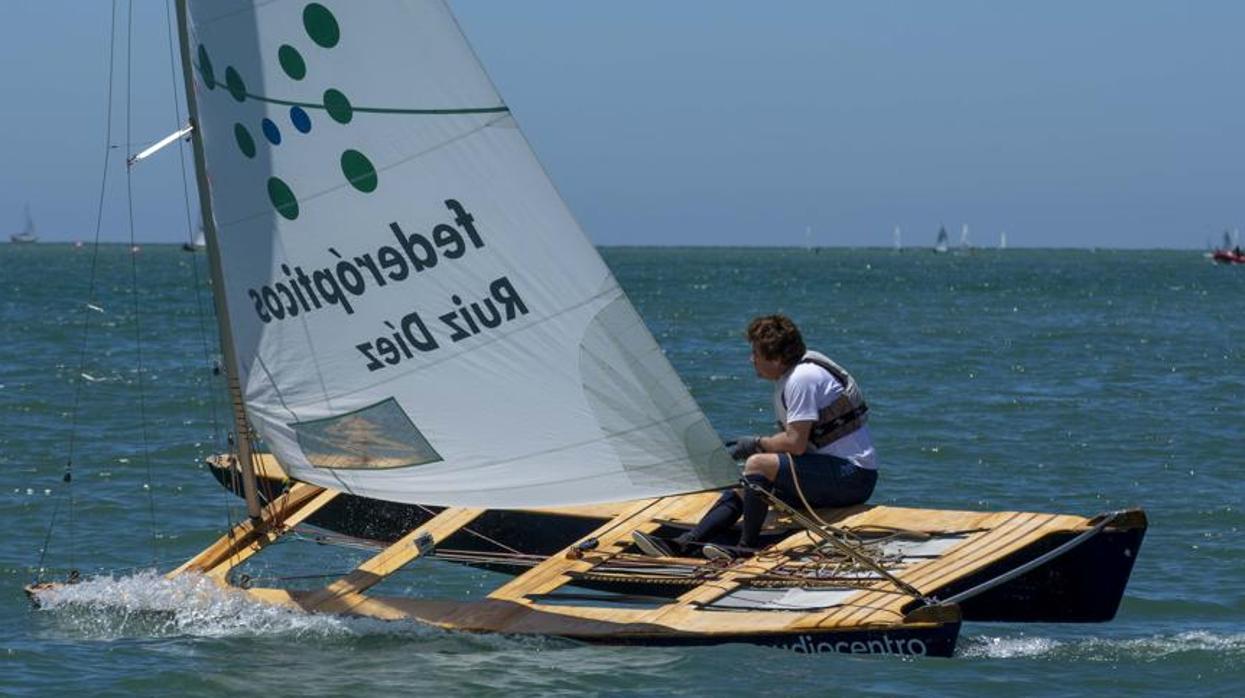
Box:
[727,436,762,460]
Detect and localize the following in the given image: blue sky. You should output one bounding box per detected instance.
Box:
[2,1,1241,248]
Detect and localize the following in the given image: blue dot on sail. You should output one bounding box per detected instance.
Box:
[262,118,282,145]
[290,106,312,134]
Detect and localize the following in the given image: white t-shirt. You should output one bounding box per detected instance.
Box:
[773,359,878,470]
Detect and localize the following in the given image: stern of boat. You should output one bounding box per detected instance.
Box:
[932,508,1147,623]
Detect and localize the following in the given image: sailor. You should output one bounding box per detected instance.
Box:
[633,314,878,559]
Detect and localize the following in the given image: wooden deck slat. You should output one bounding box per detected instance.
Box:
[907,514,1054,591]
[823,512,1042,626]
[488,494,717,603]
[823,510,1083,627]
[168,483,339,580]
[302,507,484,613]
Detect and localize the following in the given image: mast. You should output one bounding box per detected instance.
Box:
[172,0,262,520]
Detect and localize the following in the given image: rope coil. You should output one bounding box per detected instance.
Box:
[741,476,934,604]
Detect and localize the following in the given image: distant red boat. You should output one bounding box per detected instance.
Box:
[1211,248,1245,264]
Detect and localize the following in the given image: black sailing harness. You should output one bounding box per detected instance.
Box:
[777,353,869,448]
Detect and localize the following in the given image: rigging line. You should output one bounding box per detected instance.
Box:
[213,110,509,230]
[221,90,509,115]
[163,0,222,449]
[412,503,524,556]
[787,458,862,545]
[33,494,67,586]
[37,0,123,586]
[743,478,930,604]
[592,497,666,550]
[125,0,159,565]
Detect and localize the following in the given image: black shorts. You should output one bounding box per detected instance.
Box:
[773,452,877,509]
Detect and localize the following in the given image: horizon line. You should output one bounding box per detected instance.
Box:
[3,240,1218,252]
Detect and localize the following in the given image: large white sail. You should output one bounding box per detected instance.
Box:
[182,0,736,507]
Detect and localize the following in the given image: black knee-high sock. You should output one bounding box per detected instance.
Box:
[739,473,773,549]
[675,490,742,551]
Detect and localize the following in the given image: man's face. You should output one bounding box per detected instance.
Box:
[750,343,786,380]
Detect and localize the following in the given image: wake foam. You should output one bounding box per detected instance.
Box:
[28,570,541,650]
[958,635,1062,659]
[961,630,1245,660]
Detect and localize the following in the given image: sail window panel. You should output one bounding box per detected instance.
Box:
[290,397,441,470]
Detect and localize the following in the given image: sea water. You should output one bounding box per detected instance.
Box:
[1,245,1242,695]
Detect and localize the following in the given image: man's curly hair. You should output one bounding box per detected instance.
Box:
[745,314,805,368]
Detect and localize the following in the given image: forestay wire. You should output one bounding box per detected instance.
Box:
[33,0,122,585]
[125,0,162,565]
[163,0,223,452]
[160,0,244,555]
[162,0,249,540]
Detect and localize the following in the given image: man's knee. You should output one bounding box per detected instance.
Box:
[742,453,781,480]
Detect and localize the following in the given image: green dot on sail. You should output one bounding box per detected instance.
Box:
[267,178,299,220]
[197,45,216,89]
[303,3,340,48]
[278,45,307,80]
[341,150,378,193]
[234,124,256,158]
[323,89,353,124]
[225,67,247,102]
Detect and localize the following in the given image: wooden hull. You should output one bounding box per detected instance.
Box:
[33,453,1147,658]
[25,575,959,657]
[229,586,962,657]
[937,521,1144,622]
[30,480,966,657]
[208,456,1147,626]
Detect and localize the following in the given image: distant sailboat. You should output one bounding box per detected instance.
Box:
[999,231,1007,250]
[1211,228,1244,265]
[893,225,902,252]
[801,225,821,253]
[958,224,971,252]
[182,226,207,252]
[933,225,949,253]
[9,205,37,244]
